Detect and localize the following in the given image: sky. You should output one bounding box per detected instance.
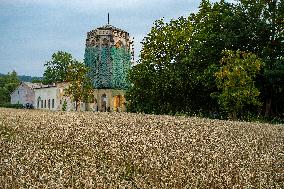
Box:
[0,0,222,77]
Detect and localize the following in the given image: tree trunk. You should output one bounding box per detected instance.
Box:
[75,101,78,111]
[229,111,237,121]
[265,86,273,117]
[265,98,272,117]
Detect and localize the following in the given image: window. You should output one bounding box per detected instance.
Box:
[41,100,43,108]
[101,94,107,112]
[44,100,46,108]
[37,97,41,109]
[18,90,19,95]
[52,99,55,109]
[48,99,50,109]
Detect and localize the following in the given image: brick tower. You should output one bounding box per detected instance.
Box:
[84,16,134,112]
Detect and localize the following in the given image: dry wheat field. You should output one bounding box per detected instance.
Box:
[0,108,283,188]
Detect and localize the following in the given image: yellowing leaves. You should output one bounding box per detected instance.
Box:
[214,50,263,119]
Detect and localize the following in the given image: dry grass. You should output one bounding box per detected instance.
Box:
[0,108,283,188]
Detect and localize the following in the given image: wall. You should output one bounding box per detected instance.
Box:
[34,83,75,111]
[34,87,58,111]
[10,83,35,106]
[93,89,126,112]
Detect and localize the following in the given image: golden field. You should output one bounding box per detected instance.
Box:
[0,108,283,188]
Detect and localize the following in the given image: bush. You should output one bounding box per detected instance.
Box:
[0,103,23,109]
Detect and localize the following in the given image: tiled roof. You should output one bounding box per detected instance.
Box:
[23,82,45,89]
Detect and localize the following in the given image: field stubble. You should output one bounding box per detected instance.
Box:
[0,108,283,188]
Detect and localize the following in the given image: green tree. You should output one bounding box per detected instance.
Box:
[127,0,236,115]
[43,51,95,111]
[127,0,283,119]
[214,50,263,120]
[127,17,197,114]
[43,51,75,84]
[0,71,20,104]
[64,62,94,111]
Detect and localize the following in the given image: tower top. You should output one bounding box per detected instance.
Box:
[108,13,110,25]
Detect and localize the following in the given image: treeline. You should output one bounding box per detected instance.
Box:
[126,0,284,121]
[0,73,43,83]
[0,71,43,106]
[18,75,43,83]
[0,71,20,105]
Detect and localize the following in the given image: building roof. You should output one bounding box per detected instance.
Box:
[33,82,69,90]
[23,82,45,89]
[10,82,43,96]
[97,24,128,34]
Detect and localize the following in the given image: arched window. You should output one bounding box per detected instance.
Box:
[113,95,122,112]
[115,40,123,48]
[101,94,107,112]
[102,38,109,47]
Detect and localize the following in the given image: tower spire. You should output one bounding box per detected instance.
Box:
[108,13,110,25]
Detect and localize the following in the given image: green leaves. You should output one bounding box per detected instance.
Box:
[0,71,20,104]
[215,50,263,119]
[43,51,94,111]
[127,0,283,119]
[43,51,75,84]
[64,61,94,111]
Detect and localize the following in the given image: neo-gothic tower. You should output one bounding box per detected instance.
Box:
[84,20,134,112]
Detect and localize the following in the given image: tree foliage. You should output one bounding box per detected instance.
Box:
[214,50,262,120]
[0,71,20,104]
[43,51,74,84]
[43,51,94,111]
[127,0,284,119]
[65,62,94,111]
[127,18,197,114]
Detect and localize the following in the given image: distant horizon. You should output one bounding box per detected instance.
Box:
[0,0,233,77]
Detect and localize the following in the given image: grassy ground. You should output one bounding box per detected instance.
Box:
[0,108,283,188]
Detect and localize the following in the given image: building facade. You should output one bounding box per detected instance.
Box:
[10,82,42,107]
[34,83,75,111]
[84,23,134,112]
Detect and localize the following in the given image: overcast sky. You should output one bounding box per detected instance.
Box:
[0,0,224,76]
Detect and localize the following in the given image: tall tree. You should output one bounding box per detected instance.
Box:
[0,71,20,104]
[127,18,196,114]
[127,0,283,119]
[43,51,95,111]
[64,62,94,111]
[43,51,74,84]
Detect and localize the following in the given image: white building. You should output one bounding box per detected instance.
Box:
[10,82,43,107]
[34,82,75,111]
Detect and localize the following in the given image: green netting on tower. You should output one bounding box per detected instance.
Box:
[84,46,131,89]
[111,47,131,89]
[96,47,112,88]
[84,47,99,82]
